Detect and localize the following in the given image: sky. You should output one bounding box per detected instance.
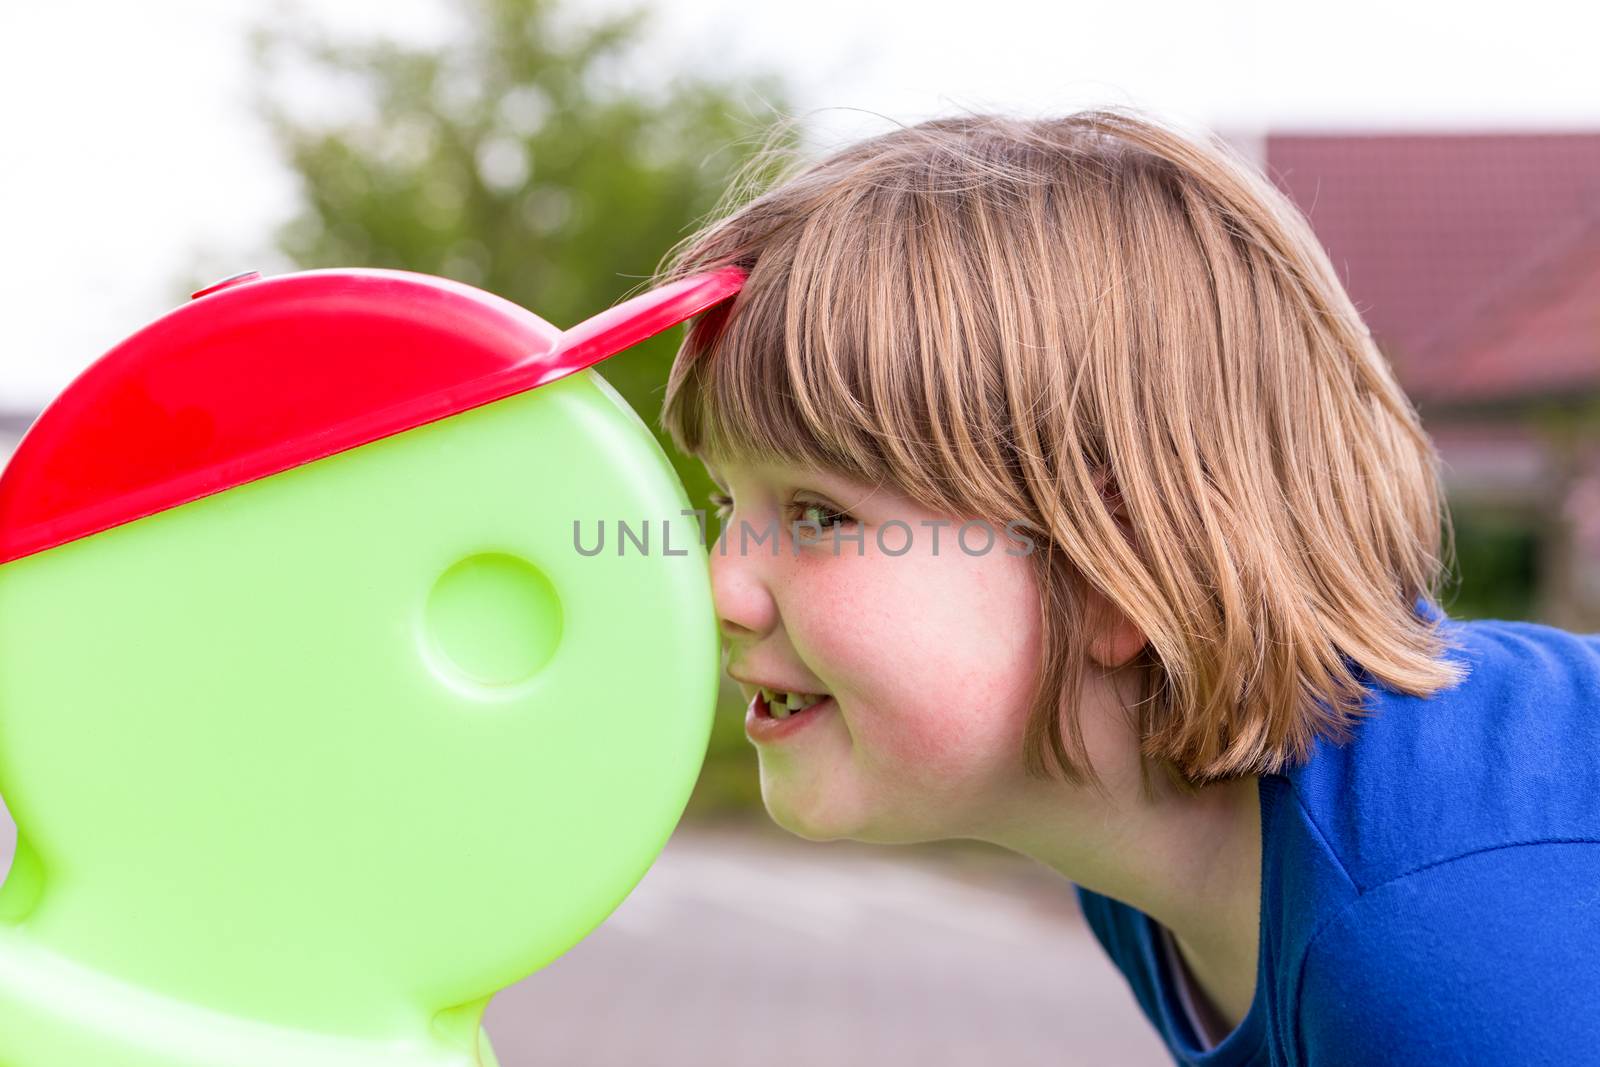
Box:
[3,0,1599,410]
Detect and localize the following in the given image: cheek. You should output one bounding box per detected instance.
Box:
[786,552,1043,774]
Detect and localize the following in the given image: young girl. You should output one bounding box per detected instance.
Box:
[650,108,1600,1065]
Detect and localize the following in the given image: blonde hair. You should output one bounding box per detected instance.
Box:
[652,106,1469,794]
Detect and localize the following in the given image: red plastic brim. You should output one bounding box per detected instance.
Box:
[0,267,745,565]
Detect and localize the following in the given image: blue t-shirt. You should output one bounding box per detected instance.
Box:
[1074,598,1600,1065]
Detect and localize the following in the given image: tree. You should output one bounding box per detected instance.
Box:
[240,0,797,814]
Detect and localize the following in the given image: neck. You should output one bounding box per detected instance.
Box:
[974,682,1264,1029]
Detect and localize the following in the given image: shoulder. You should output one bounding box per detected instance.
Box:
[1293,840,1600,1066]
[1286,612,1600,890]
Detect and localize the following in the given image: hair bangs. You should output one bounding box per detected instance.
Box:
[663,187,938,498]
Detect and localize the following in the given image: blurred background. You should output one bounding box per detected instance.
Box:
[2,0,1598,1063]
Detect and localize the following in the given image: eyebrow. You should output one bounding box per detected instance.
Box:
[702,460,887,511]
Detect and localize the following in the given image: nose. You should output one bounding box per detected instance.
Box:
[709,533,779,644]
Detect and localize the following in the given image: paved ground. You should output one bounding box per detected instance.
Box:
[488,821,1169,1066]
[0,804,1170,1066]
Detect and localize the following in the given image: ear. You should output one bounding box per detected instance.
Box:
[1088,594,1149,669]
[1086,464,1147,669]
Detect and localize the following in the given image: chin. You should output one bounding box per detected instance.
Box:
[760,779,857,843]
[765,797,942,847]
[774,819,845,844]
[765,800,850,843]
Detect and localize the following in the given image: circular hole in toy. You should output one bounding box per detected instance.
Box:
[423,552,562,691]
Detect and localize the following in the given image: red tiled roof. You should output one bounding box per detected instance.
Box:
[1263,131,1600,404]
[1419,211,1600,406]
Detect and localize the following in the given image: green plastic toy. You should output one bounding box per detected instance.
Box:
[0,266,744,1065]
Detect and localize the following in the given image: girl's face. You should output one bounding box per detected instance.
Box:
[705,454,1045,845]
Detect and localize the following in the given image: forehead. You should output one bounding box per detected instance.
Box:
[702,451,870,491]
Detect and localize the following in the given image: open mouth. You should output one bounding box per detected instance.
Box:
[756,686,831,720]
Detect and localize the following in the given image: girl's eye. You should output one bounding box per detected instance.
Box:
[704,491,856,540]
[789,498,854,534]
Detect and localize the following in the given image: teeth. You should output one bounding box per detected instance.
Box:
[759,686,827,720]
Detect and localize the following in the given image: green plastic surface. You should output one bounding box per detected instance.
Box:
[0,369,719,1065]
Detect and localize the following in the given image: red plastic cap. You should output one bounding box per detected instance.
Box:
[189,270,263,300]
[0,266,745,565]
